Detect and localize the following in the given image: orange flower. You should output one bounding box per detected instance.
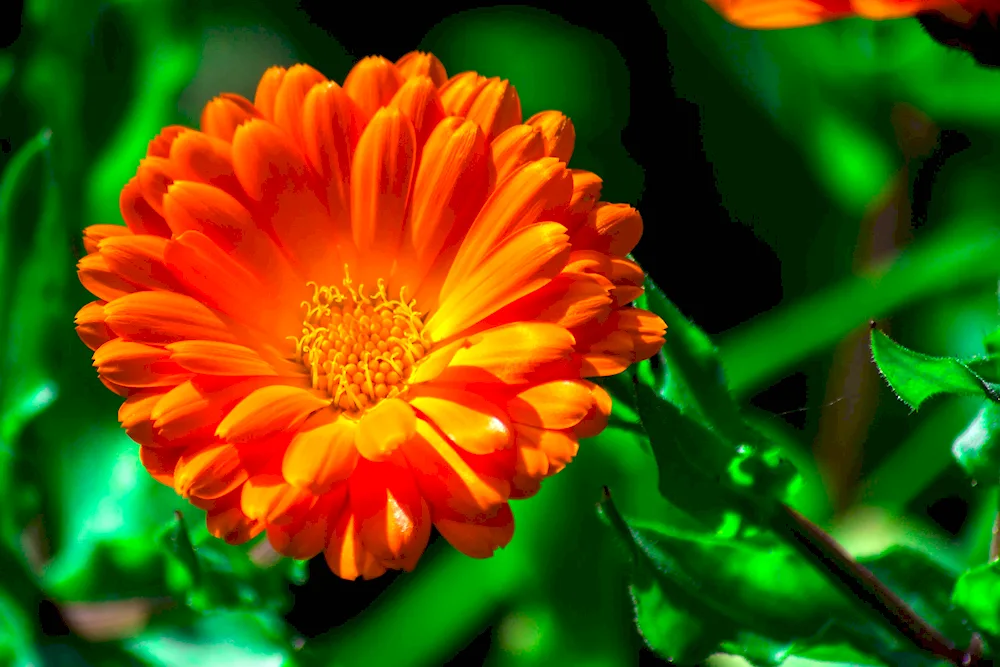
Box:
[704,0,992,28]
[75,51,665,579]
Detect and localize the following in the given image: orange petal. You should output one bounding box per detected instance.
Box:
[435,322,575,385]
[343,56,405,120]
[99,234,187,293]
[573,380,612,439]
[166,340,278,376]
[439,71,490,117]
[254,66,287,120]
[118,389,167,431]
[512,433,549,499]
[579,329,634,376]
[465,78,521,143]
[152,377,281,440]
[427,222,571,341]
[231,119,336,278]
[396,51,447,87]
[146,126,186,159]
[166,131,246,205]
[267,487,346,559]
[200,93,261,142]
[174,440,248,499]
[610,257,646,307]
[75,300,114,351]
[389,76,446,150]
[83,224,130,255]
[350,107,416,277]
[704,0,858,28]
[402,419,508,517]
[483,272,612,331]
[301,81,362,236]
[516,424,579,474]
[573,202,643,257]
[140,445,181,487]
[405,118,489,264]
[526,111,575,163]
[120,176,171,237]
[136,156,180,217]
[490,124,545,185]
[355,397,416,462]
[273,63,327,149]
[324,511,386,580]
[507,380,593,429]
[77,252,140,302]
[617,307,667,361]
[93,339,189,387]
[434,503,514,559]
[283,413,359,493]
[350,455,431,570]
[103,290,239,344]
[408,337,474,385]
[162,182,297,288]
[216,385,330,442]
[442,158,571,290]
[164,230,291,339]
[242,471,314,524]
[409,387,512,455]
[205,490,264,545]
[565,170,603,230]
[100,376,132,397]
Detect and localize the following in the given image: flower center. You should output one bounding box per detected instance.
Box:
[290,270,429,414]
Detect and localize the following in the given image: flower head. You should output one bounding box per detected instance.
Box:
[76,51,665,579]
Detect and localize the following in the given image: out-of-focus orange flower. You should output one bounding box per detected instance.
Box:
[75,51,665,579]
[703,0,991,28]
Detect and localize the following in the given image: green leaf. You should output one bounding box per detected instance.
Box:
[871,329,997,410]
[951,401,1000,480]
[639,276,745,436]
[160,511,201,590]
[0,587,42,667]
[952,559,1000,642]
[600,491,737,663]
[126,609,298,667]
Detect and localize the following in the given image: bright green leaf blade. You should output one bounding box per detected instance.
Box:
[640,277,746,439]
[871,329,996,410]
[951,401,1000,480]
[0,587,42,667]
[600,491,737,663]
[952,559,1000,642]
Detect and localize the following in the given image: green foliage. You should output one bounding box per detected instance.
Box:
[871,329,998,410]
[953,560,1000,643]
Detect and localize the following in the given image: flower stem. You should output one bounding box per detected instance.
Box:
[773,503,990,666]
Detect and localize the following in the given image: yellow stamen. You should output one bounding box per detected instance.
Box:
[288,268,430,414]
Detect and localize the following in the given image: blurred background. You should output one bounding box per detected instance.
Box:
[4,0,1000,665]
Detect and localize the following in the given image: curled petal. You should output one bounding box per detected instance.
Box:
[350,455,430,570]
[75,300,114,351]
[82,224,130,255]
[409,386,512,455]
[389,76,446,152]
[573,380,612,439]
[434,503,514,559]
[216,385,330,442]
[343,56,405,120]
[396,51,447,86]
[490,124,544,185]
[439,72,490,117]
[120,176,171,237]
[527,111,575,163]
[325,511,387,580]
[254,66,287,120]
[356,398,416,462]
[205,490,264,545]
[273,64,327,147]
[200,93,260,142]
[465,78,521,143]
[283,413,359,493]
[506,380,593,430]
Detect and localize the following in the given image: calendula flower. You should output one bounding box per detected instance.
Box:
[75,51,665,579]
[704,0,993,28]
